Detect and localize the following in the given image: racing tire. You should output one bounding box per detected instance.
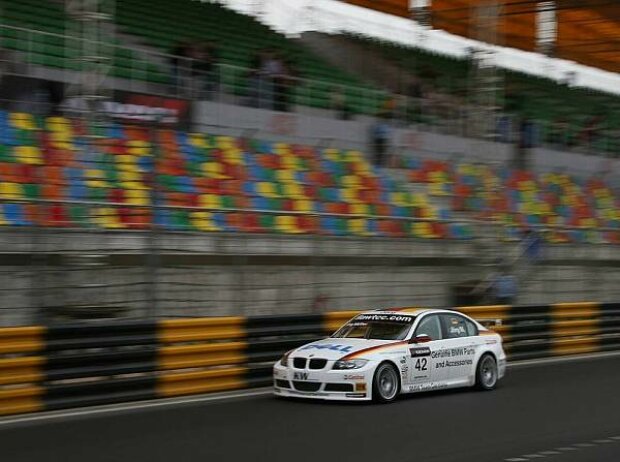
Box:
[372,362,400,403]
[475,354,498,391]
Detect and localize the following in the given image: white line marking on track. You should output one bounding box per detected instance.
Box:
[2,350,620,427]
[0,388,273,427]
[504,435,620,461]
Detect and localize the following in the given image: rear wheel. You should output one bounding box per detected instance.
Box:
[372,363,400,403]
[475,354,498,390]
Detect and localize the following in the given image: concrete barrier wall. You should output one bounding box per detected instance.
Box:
[1,302,619,416]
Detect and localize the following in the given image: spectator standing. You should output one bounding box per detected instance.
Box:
[371,113,391,167]
[246,50,265,108]
[330,86,352,120]
[169,40,191,91]
[193,42,219,100]
[523,228,542,262]
[493,269,517,305]
[260,49,283,109]
[273,57,296,112]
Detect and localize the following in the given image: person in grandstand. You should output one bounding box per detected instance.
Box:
[371,113,392,167]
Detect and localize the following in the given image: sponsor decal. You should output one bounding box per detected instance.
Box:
[410,347,431,358]
[431,346,476,369]
[103,92,191,125]
[293,372,309,381]
[408,382,448,392]
[430,347,475,359]
[341,341,408,360]
[343,374,365,380]
[356,314,413,323]
[449,325,466,336]
[299,343,354,353]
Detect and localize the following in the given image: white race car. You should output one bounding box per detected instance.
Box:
[273,308,506,403]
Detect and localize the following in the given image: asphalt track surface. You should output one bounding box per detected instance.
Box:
[2,356,620,462]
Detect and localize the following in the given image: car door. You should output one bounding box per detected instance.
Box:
[406,313,449,390]
[438,313,480,385]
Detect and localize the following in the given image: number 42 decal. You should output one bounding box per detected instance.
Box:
[415,358,428,371]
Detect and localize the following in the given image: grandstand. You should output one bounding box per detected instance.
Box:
[0,0,620,324]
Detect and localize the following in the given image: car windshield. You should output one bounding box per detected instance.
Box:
[331,313,415,340]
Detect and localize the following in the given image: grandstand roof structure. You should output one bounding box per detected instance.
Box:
[340,1,620,74]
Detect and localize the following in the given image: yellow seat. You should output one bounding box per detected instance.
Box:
[118,171,140,183]
[95,208,123,229]
[349,218,369,236]
[324,148,340,161]
[116,155,138,172]
[203,162,225,179]
[127,140,149,148]
[391,191,407,206]
[276,215,301,234]
[0,182,23,200]
[127,147,150,156]
[14,146,42,165]
[122,181,148,191]
[283,183,303,199]
[191,211,220,232]
[276,169,295,183]
[216,136,234,149]
[257,182,278,198]
[224,149,243,165]
[351,203,369,215]
[189,133,207,148]
[281,155,299,170]
[341,188,358,204]
[342,175,360,188]
[10,112,36,130]
[293,199,313,213]
[126,189,149,206]
[412,222,434,239]
[199,194,222,209]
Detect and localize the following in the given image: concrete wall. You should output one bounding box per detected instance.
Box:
[3,230,620,326]
[193,100,620,176]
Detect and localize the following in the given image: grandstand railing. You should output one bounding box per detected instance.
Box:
[1,24,618,155]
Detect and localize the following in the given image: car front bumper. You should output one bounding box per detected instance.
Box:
[273,362,374,401]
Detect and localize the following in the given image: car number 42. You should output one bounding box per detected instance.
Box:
[414,358,428,371]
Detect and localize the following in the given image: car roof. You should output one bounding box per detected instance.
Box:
[360,307,455,317]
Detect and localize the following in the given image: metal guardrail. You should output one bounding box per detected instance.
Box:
[1,301,620,416]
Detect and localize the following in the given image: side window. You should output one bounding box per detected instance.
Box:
[415,315,442,341]
[441,314,478,339]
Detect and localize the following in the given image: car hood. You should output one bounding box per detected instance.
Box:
[291,338,404,360]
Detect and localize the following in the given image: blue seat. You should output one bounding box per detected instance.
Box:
[154,209,173,229]
[178,176,196,193]
[3,203,29,226]
[212,212,229,231]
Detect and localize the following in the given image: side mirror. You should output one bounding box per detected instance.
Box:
[410,334,432,344]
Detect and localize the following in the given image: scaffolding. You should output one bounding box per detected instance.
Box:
[64,0,115,121]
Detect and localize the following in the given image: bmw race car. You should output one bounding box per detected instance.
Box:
[273,308,506,403]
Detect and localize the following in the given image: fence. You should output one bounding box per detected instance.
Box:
[1,23,619,155]
[1,301,619,416]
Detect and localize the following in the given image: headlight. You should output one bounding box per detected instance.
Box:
[280,350,292,367]
[333,359,368,370]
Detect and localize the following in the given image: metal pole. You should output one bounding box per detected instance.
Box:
[146,122,161,318]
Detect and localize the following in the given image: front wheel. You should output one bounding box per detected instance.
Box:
[475,354,498,391]
[372,363,400,403]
